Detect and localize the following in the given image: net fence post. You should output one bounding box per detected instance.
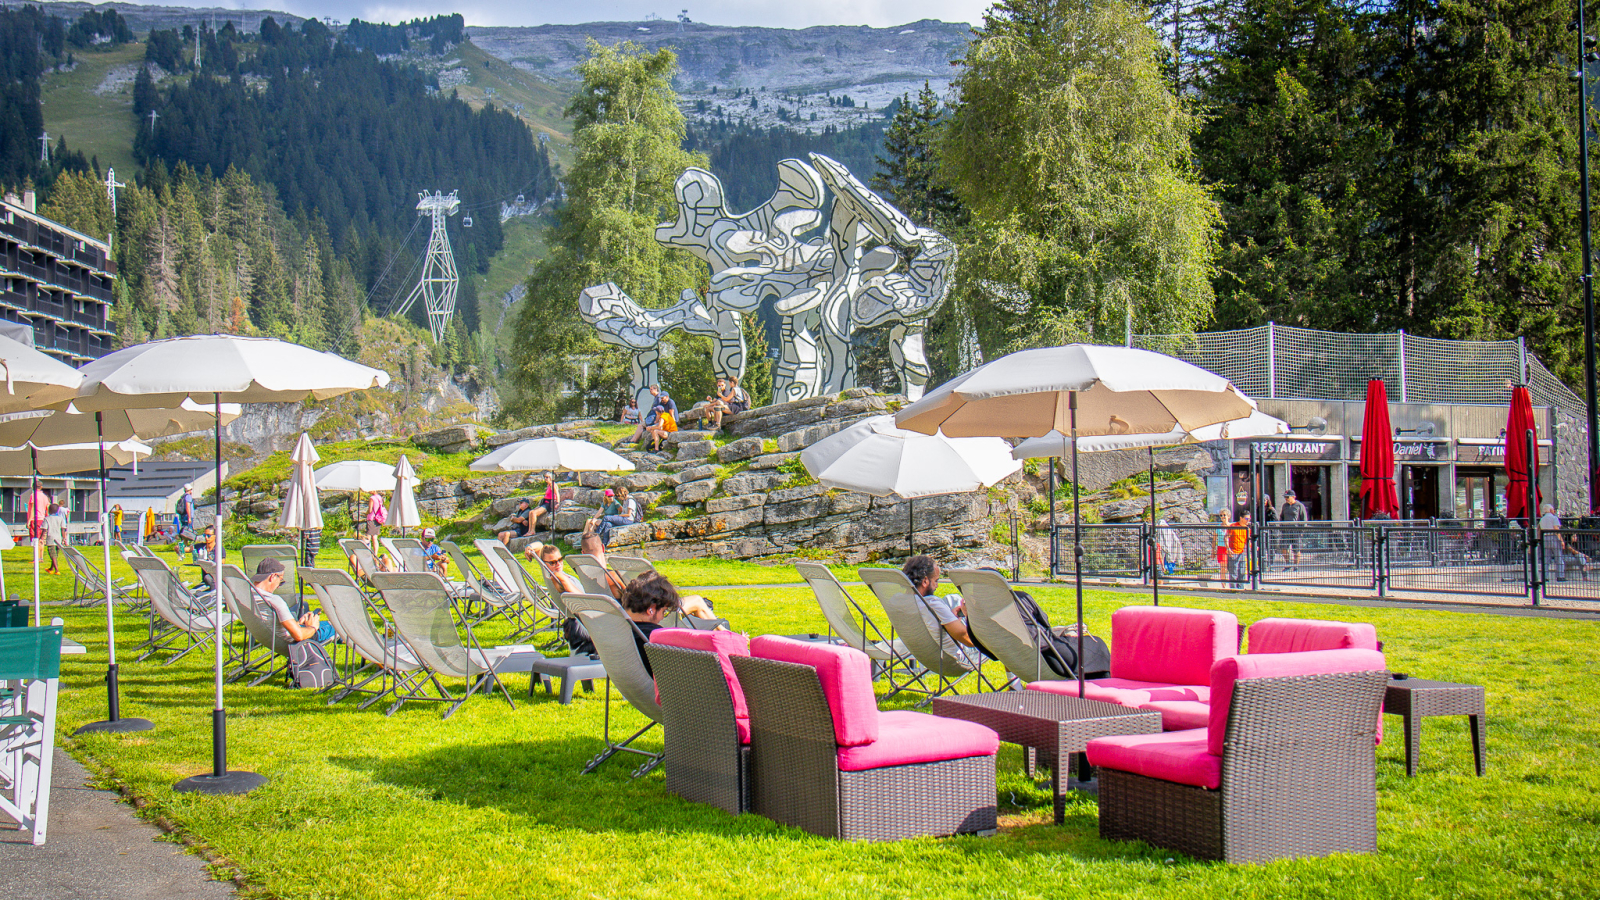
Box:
[1267,322,1277,399]
[1398,330,1408,402]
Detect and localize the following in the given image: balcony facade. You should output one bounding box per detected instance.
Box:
[0,196,117,364]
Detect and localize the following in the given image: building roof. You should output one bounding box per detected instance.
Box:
[105,461,219,502]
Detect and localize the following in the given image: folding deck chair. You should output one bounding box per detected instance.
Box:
[474,539,564,646]
[0,625,62,845]
[567,592,664,778]
[859,566,996,704]
[127,556,231,666]
[794,562,913,692]
[216,564,292,687]
[300,567,426,712]
[369,572,527,719]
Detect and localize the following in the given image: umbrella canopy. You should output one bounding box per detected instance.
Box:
[895,344,1254,439]
[470,437,637,474]
[1506,385,1541,521]
[1011,409,1288,459]
[1358,379,1399,519]
[66,334,390,411]
[313,460,396,493]
[389,455,422,530]
[801,415,1021,498]
[0,440,142,475]
[0,333,83,414]
[0,398,241,447]
[279,433,322,531]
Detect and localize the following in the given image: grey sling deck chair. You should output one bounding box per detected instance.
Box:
[473,539,563,646]
[368,572,522,719]
[609,556,656,585]
[567,554,727,632]
[300,567,425,712]
[794,562,913,693]
[216,564,291,687]
[439,540,504,612]
[62,545,138,609]
[339,538,386,593]
[566,592,664,779]
[859,567,997,705]
[126,556,232,666]
[949,568,1071,687]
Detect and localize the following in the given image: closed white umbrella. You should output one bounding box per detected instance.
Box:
[0,333,83,414]
[802,415,1021,554]
[895,343,1255,700]
[313,460,397,493]
[389,455,422,533]
[67,335,390,796]
[469,437,636,474]
[280,434,322,531]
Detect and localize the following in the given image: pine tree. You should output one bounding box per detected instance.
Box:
[872,82,964,230]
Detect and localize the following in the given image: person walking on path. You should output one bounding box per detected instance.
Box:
[43,503,67,575]
[1227,512,1251,587]
[1540,503,1569,582]
[175,485,196,536]
[363,490,386,552]
[1213,508,1232,584]
[1279,490,1308,570]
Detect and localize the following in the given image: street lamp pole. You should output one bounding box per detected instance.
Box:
[1580,5,1600,511]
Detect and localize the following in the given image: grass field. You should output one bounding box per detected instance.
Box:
[39,43,145,181]
[29,546,1600,899]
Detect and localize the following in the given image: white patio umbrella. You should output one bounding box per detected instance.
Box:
[280,434,323,574]
[389,455,422,534]
[896,344,1254,700]
[0,400,240,738]
[67,335,389,796]
[469,437,636,474]
[802,415,1021,555]
[312,460,397,493]
[0,333,84,414]
[1012,409,1287,606]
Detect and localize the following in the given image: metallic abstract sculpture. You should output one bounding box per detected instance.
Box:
[580,154,954,409]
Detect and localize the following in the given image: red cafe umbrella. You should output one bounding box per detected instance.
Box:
[1359,379,1400,519]
[1505,385,1541,522]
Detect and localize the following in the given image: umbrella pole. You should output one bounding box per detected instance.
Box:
[77,412,152,734]
[1071,393,1084,701]
[908,497,914,558]
[1048,458,1058,577]
[174,398,265,794]
[30,447,39,627]
[1149,447,1159,607]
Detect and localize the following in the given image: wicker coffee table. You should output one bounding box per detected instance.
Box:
[931,692,1162,824]
[1383,676,1485,777]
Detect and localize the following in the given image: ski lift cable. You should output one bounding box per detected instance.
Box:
[360,216,425,310]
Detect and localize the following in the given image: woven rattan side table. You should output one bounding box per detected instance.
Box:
[931,692,1161,824]
[1383,677,1485,777]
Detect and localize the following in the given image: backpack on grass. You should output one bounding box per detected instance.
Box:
[287,639,336,689]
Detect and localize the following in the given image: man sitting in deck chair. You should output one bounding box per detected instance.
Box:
[904,555,986,667]
[252,558,334,645]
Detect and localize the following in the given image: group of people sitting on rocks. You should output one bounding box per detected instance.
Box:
[617,378,751,451]
[494,472,645,553]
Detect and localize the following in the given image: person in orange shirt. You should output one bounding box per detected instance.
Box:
[1226,512,1251,587]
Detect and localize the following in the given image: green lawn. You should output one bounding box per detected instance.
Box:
[40,43,145,180]
[29,547,1600,899]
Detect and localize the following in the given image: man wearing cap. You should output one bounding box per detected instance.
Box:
[251,558,334,644]
[176,484,196,536]
[1279,490,1308,570]
[418,527,449,575]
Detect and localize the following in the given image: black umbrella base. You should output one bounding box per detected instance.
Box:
[74,717,154,735]
[172,770,268,795]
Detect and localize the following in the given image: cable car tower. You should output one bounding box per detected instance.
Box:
[394,190,460,343]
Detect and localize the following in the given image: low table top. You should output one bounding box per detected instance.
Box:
[931,691,1155,726]
[1386,677,1482,693]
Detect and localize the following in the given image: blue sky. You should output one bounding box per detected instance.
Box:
[115,0,995,29]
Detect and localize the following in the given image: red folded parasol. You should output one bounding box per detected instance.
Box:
[1505,385,1541,522]
[1359,379,1400,519]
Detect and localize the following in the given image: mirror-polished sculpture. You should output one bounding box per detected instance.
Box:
[580,153,954,409]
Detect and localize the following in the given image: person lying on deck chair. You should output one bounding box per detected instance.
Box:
[621,571,683,677]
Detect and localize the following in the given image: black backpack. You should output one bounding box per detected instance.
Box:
[287,639,336,689]
[1012,589,1111,680]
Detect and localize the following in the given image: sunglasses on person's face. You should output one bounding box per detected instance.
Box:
[546,555,564,565]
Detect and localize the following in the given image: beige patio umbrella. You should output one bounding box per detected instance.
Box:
[0,333,83,414]
[68,335,390,796]
[390,455,421,535]
[279,433,323,572]
[896,344,1254,700]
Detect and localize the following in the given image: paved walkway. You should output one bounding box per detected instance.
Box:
[0,749,236,900]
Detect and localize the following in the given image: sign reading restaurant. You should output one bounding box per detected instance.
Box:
[1235,438,1342,460]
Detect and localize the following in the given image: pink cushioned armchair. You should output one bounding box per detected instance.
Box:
[1246,617,1379,654]
[729,636,1000,841]
[1086,648,1388,863]
[644,629,753,815]
[1028,606,1238,731]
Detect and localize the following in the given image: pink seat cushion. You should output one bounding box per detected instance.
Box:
[1247,618,1379,654]
[1026,677,1209,707]
[1110,606,1238,686]
[836,710,999,772]
[651,628,752,744]
[751,634,878,747]
[1208,649,1387,755]
[1137,699,1210,731]
[1086,728,1220,789]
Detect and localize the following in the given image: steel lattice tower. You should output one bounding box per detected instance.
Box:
[395,190,461,343]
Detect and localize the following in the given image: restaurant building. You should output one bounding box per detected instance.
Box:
[1135,325,1582,521]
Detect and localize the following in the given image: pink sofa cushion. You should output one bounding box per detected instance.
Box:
[836,710,999,772]
[1137,699,1210,731]
[1247,618,1379,654]
[751,635,878,746]
[1026,677,1209,707]
[1111,606,1238,686]
[1085,728,1220,789]
[1208,649,1387,755]
[651,628,752,744]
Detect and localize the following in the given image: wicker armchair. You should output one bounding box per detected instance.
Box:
[644,628,752,815]
[1087,648,1388,863]
[731,636,999,841]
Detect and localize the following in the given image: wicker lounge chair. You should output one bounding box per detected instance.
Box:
[949,568,1069,686]
[859,567,988,703]
[300,567,426,712]
[644,628,752,814]
[368,572,519,718]
[794,562,911,690]
[566,592,664,778]
[127,556,230,665]
[730,635,1000,841]
[215,564,292,687]
[1087,648,1388,863]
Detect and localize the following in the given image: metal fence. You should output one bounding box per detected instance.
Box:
[1052,520,1600,605]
